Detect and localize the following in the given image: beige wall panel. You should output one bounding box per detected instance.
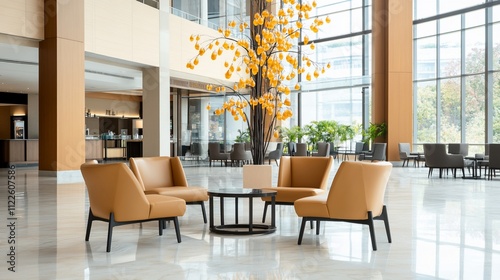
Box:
[57,0,84,42]
[90,0,133,61]
[84,0,95,51]
[387,72,412,161]
[56,38,85,170]
[25,0,44,39]
[388,0,412,72]
[0,0,43,40]
[0,0,27,38]
[169,15,242,84]
[39,37,85,171]
[132,2,159,66]
[85,0,159,66]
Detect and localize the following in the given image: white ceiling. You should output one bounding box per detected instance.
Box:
[0,42,144,96]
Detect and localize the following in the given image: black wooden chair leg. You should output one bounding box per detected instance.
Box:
[262,202,269,223]
[173,217,182,243]
[85,208,94,241]
[106,213,116,253]
[200,202,207,224]
[367,211,377,251]
[298,218,307,245]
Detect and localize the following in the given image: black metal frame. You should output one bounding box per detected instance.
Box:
[296,205,392,251]
[85,208,182,252]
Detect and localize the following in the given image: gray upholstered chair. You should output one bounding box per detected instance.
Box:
[267,142,283,165]
[295,143,308,156]
[448,143,473,174]
[312,142,330,157]
[398,143,418,167]
[230,143,252,166]
[487,144,500,180]
[362,143,387,162]
[423,143,465,178]
[208,142,229,167]
[448,143,469,157]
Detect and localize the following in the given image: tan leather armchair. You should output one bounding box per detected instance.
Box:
[80,162,186,252]
[261,156,333,222]
[129,156,209,223]
[294,161,392,250]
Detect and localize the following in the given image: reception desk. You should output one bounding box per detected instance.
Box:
[0,139,39,167]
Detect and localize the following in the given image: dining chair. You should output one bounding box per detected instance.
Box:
[208,142,230,167]
[398,143,418,167]
[295,143,308,156]
[487,144,500,180]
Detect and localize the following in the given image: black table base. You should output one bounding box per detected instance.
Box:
[208,188,276,235]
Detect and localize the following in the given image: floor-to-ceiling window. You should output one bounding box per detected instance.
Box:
[414,0,500,154]
[292,0,372,145]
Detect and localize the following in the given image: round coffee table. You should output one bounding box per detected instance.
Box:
[208,188,276,235]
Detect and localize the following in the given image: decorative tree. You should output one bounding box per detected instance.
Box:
[187,0,330,164]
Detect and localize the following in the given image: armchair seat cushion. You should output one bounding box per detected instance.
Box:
[294,193,329,217]
[261,187,325,203]
[145,186,209,202]
[146,194,187,219]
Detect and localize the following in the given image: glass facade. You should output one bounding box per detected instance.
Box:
[414,0,500,153]
[174,0,500,160]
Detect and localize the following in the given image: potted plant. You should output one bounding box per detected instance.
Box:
[362,122,387,150]
[234,128,250,143]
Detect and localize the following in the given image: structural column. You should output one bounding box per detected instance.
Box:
[142,0,170,157]
[39,0,85,171]
[372,0,413,161]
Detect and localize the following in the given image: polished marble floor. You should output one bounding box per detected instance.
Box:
[0,161,499,280]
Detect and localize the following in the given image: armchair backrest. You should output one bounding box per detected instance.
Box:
[209,142,229,160]
[277,156,333,189]
[268,142,283,158]
[208,142,221,156]
[398,143,411,159]
[314,142,330,157]
[448,143,469,157]
[489,144,500,168]
[424,143,464,168]
[129,156,188,191]
[80,162,150,221]
[295,143,308,156]
[371,143,387,161]
[230,143,248,158]
[326,161,392,219]
[355,142,365,153]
